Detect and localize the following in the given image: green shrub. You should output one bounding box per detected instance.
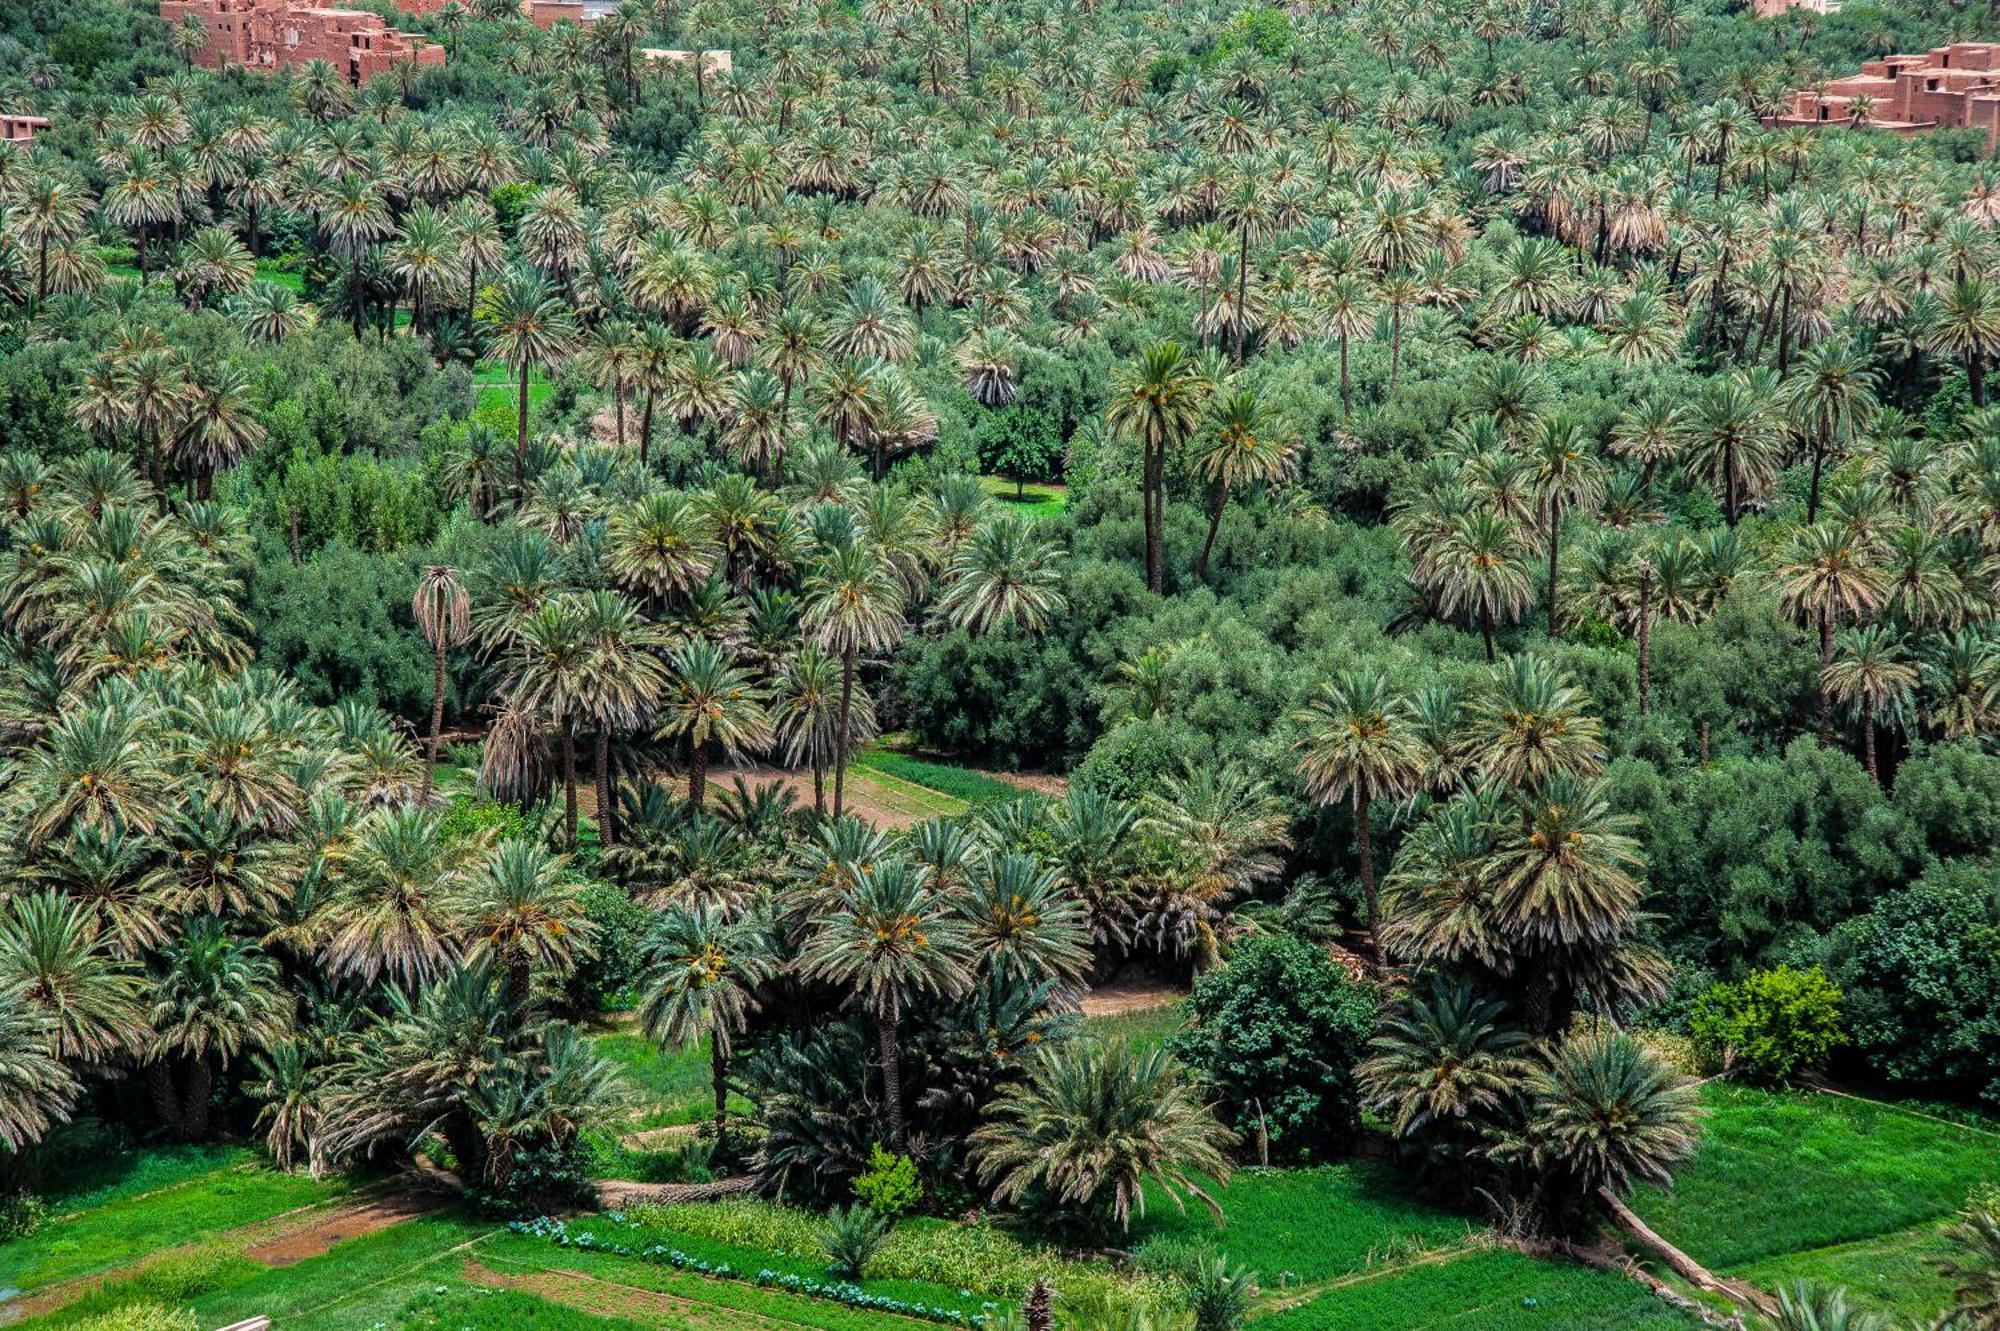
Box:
[852,1145,921,1219]
[1690,966,1846,1083]
[818,1205,890,1279]
[1169,932,1376,1160]
[0,1191,47,1240]
[1184,1253,1256,1331]
[70,1308,198,1331]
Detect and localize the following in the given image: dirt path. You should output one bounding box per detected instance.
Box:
[244,1191,448,1266]
[1079,981,1186,1018]
[465,1255,944,1330]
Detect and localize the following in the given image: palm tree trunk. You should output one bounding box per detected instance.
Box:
[1355,790,1379,961]
[688,739,708,809]
[1970,353,1987,409]
[466,256,478,325]
[1232,223,1250,367]
[1817,607,1834,747]
[639,388,656,467]
[1339,335,1352,418]
[596,727,616,846]
[1197,482,1229,581]
[506,951,531,1010]
[1864,715,1878,784]
[834,648,856,817]
[182,1058,214,1142]
[421,640,446,803]
[1390,309,1403,392]
[561,714,579,846]
[877,998,905,1150]
[1545,500,1563,639]
[811,762,825,817]
[1807,433,1827,525]
[1144,442,1165,593]
[1480,605,1495,662]
[614,379,627,448]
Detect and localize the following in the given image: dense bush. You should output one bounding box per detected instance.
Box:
[1171,934,1375,1161]
[1689,967,1846,1083]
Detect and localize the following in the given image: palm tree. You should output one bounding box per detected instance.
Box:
[0,891,146,1062]
[501,597,594,846]
[1759,1282,1892,1331]
[0,981,77,1150]
[1293,668,1428,955]
[101,151,178,284]
[575,590,670,846]
[1465,657,1607,789]
[638,903,774,1144]
[1322,273,1378,419]
[321,174,393,336]
[480,265,578,499]
[1108,344,1206,593]
[773,645,872,817]
[412,565,471,804]
[321,807,472,988]
[935,514,1067,634]
[148,918,289,1141]
[970,1041,1237,1241]
[800,857,971,1148]
[1358,979,1531,1139]
[457,839,595,1007]
[1936,1208,2000,1330]
[1929,275,2000,408]
[954,852,1092,986]
[655,639,772,808]
[1193,389,1295,580]
[800,541,906,816]
[1685,372,1783,525]
[172,363,266,498]
[1772,523,1887,747]
[1431,510,1534,660]
[1780,342,1879,524]
[1526,418,1607,639]
[11,168,91,308]
[1822,625,1916,784]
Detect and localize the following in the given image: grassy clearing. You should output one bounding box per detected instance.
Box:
[1081,1002,1186,1055]
[590,1029,724,1128]
[394,1286,658,1330]
[1256,1247,1698,1330]
[184,1213,494,1330]
[977,474,1068,518]
[1126,1162,1475,1286]
[32,1134,254,1215]
[104,260,304,291]
[473,361,555,413]
[1734,1222,1961,1325]
[0,1164,336,1293]
[1634,1084,1997,1269]
[851,749,1023,806]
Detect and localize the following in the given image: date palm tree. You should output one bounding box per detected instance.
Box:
[655,638,772,809]
[1772,523,1887,747]
[935,514,1066,635]
[801,857,971,1149]
[1780,342,1879,525]
[1685,372,1782,525]
[172,363,265,499]
[0,981,77,1150]
[638,903,774,1145]
[1358,978,1531,1140]
[1193,388,1295,580]
[970,1040,1237,1240]
[1294,667,1429,956]
[1431,510,1534,660]
[457,839,595,1007]
[320,807,473,988]
[1936,1207,2000,1331]
[500,595,594,845]
[801,540,905,816]
[1821,625,1915,783]
[954,852,1092,987]
[480,264,578,500]
[147,917,289,1141]
[0,891,146,1062]
[772,644,873,817]
[1108,343,1206,594]
[412,565,471,804]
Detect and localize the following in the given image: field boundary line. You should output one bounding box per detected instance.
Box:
[289,1229,499,1320]
[1811,1086,2000,1140]
[1250,1236,1489,1316]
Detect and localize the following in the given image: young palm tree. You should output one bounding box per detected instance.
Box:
[148,918,289,1141]
[412,565,471,804]
[1193,388,1295,580]
[970,1040,1237,1241]
[1779,341,1878,525]
[320,807,474,988]
[934,514,1067,635]
[457,839,595,1007]
[1936,1208,2000,1331]
[800,541,906,816]
[638,903,774,1144]
[1108,343,1206,593]
[480,265,578,499]
[800,857,971,1148]
[1358,979,1531,1139]
[655,639,773,808]
[954,852,1092,987]
[1293,668,1428,955]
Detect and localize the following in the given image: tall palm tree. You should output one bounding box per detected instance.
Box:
[800,857,971,1149]
[638,903,774,1144]
[480,265,578,500]
[501,596,594,845]
[1821,625,1915,783]
[1780,342,1879,525]
[1322,273,1378,419]
[1432,510,1534,660]
[954,852,1092,987]
[1294,668,1429,955]
[772,645,873,817]
[655,639,772,809]
[1929,275,2000,408]
[321,807,472,988]
[1685,372,1782,525]
[575,590,670,846]
[800,541,906,816]
[320,174,393,337]
[1193,389,1295,580]
[1108,344,1206,594]
[1772,523,1887,747]
[412,566,471,804]
[1526,418,1607,639]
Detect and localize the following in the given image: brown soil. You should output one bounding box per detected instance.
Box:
[1079,981,1186,1018]
[980,767,1068,798]
[617,1122,700,1152]
[715,763,937,830]
[244,1192,447,1267]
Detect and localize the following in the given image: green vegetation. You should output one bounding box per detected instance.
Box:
[1256,1248,1697,1330]
[393,1288,656,1331]
[850,747,1029,805]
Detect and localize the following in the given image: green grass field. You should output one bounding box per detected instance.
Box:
[1080,1002,1187,1055]
[850,747,1026,806]
[1255,1247,1698,1330]
[977,473,1068,519]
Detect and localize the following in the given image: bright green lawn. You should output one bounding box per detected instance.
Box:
[1081,1002,1187,1056]
[1257,1248,1698,1330]
[850,748,1020,807]
[977,473,1068,518]
[0,1165,336,1293]
[34,1135,253,1215]
[1126,1162,1475,1285]
[1735,1222,1962,1325]
[1634,1085,1998,1269]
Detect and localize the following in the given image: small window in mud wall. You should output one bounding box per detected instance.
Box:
[1819,105,1829,120]
[1929,78,1941,90]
